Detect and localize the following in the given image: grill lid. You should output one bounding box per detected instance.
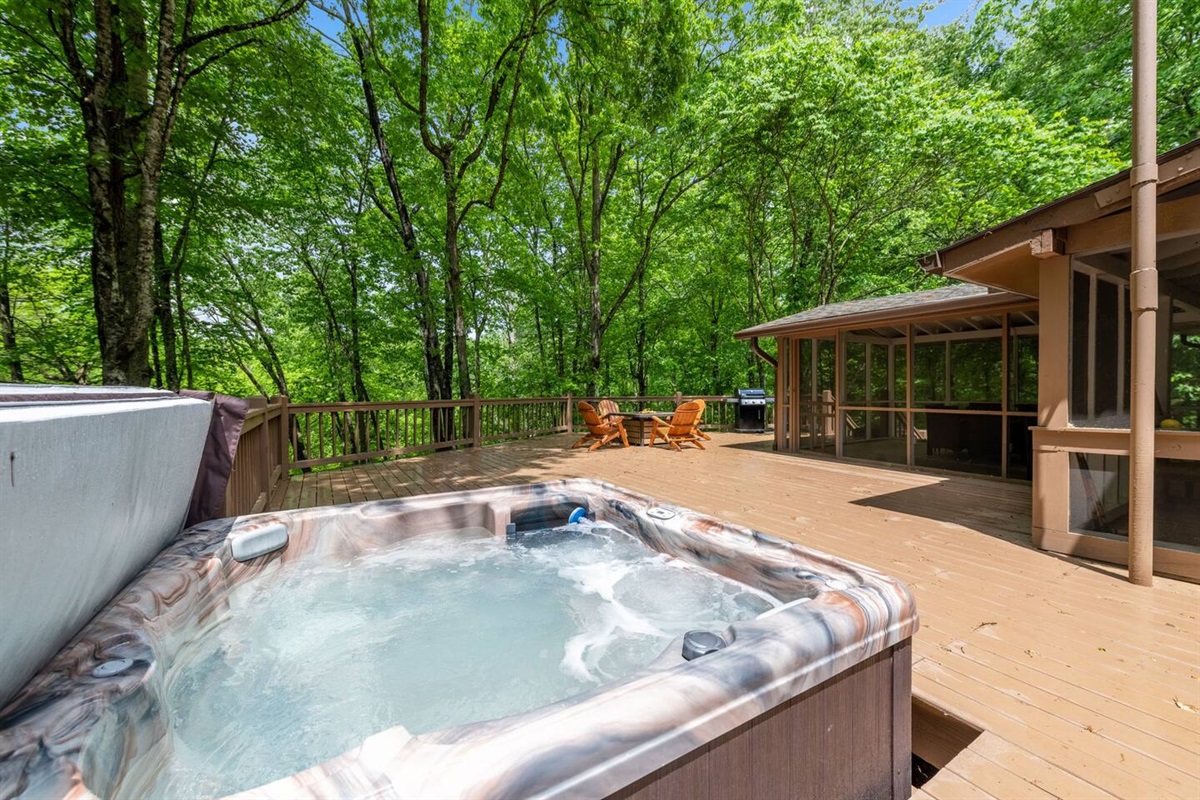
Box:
[734,388,769,405]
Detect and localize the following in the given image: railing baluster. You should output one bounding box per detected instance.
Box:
[277,394,750,470]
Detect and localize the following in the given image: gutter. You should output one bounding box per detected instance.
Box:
[748,337,777,369]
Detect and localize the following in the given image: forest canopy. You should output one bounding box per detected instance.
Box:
[1,0,1196,400]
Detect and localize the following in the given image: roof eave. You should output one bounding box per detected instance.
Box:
[734,291,1035,340]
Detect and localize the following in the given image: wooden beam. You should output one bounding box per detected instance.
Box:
[1067,194,1200,256]
[1157,244,1200,273]
[1093,144,1200,208]
[1162,277,1200,312]
[1166,260,1200,279]
[1156,233,1200,262]
[1031,228,1067,258]
[1077,252,1131,280]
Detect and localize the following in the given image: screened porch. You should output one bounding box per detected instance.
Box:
[775,301,1039,481]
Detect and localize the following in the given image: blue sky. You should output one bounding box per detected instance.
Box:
[308,0,980,41]
[903,0,979,28]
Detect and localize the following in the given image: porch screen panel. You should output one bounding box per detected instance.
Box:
[1069,453,1128,536]
[912,412,1003,477]
[1069,268,1131,428]
[1169,306,1200,431]
[1070,454,1199,550]
[1009,329,1038,411]
[913,342,946,405]
[893,345,907,407]
[1094,279,1120,421]
[845,341,867,404]
[799,339,812,396]
[869,344,892,406]
[840,329,907,465]
[1156,459,1200,548]
[1070,271,1090,420]
[817,339,835,395]
[949,338,1001,407]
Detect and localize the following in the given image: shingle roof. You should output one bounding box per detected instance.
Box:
[734,284,1009,339]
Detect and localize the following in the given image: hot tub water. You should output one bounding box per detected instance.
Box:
[146,522,778,798]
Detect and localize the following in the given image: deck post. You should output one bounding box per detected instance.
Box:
[247,396,268,513]
[906,324,914,468]
[1128,0,1157,586]
[565,393,573,434]
[834,331,845,458]
[674,390,683,407]
[471,396,482,448]
[1001,314,1009,479]
[277,394,290,475]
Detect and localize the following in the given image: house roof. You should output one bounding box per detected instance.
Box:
[734,284,1033,339]
[917,138,1200,298]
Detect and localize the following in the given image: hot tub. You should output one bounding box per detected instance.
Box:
[0,480,918,800]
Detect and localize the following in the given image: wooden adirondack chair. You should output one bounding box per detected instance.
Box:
[650,401,706,451]
[692,398,712,441]
[596,399,620,420]
[572,401,630,451]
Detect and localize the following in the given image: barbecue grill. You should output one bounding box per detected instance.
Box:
[731,388,772,433]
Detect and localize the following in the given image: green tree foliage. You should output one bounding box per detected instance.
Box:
[0,0,1174,399]
[961,0,1199,155]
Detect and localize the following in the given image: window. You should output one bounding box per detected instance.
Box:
[1070,269,1129,428]
[869,344,892,406]
[913,412,1003,477]
[1069,454,1200,549]
[949,339,1001,406]
[1069,453,1127,536]
[1009,328,1038,410]
[844,341,866,403]
[1168,306,1200,431]
[913,342,945,405]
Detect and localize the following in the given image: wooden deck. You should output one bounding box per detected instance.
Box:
[271,433,1200,799]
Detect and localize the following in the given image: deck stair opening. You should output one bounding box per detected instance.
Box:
[911,695,983,789]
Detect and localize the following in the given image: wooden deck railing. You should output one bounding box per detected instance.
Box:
[223,393,773,493]
[224,395,289,516]
[285,397,575,470]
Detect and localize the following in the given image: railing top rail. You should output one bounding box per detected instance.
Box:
[480,397,567,406]
[289,400,477,411]
[290,395,740,411]
[576,395,734,403]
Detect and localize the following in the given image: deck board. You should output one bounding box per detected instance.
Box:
[271,433,1200,799]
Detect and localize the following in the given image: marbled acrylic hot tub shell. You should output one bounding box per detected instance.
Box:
[0,480,919,800]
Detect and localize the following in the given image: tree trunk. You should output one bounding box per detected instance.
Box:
[346,21,446,403]
[635,270,648,396]
[586,141,604,394]
[1,277,23,383]
[153,221,179,390]
[149,318,162,387]
[48,0,302,385]
[0,221,22,382]
[444,177,473,399]
[174,261,194,388]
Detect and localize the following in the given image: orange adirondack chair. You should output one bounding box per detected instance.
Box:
[596,399,620,421]
[650,401,706,451]
[572,401,630,451]
[692,398,713,441]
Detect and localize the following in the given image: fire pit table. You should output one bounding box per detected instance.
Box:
[611,411,666,446]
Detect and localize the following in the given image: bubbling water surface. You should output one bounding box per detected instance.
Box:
[146,522,777,798]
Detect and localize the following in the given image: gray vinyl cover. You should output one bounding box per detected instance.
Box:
[0,386,212,707]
